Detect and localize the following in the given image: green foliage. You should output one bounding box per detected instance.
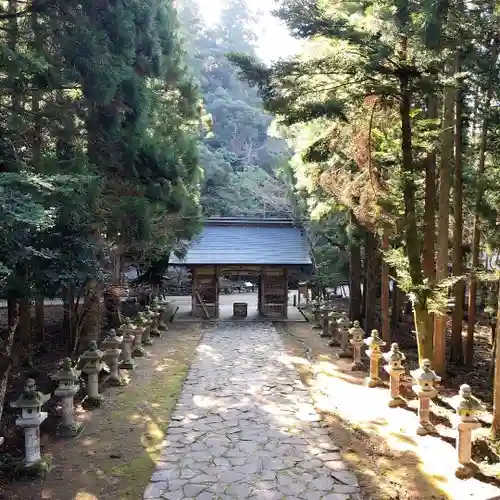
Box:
[177,0,292,217]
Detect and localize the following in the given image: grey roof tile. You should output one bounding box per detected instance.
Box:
[170,219,312,266]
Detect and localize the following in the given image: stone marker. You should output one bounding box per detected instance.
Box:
[11,379,50,470]
[102,329,125,386]
[81,341,104,407]
[155,297,169,330]
[454,384,485,478]
[411,359,440,435]
[337,314,352,357]
[349,320,365,370]
[52,358,83,437]
[364,329,386,387]
[383,343,406,407]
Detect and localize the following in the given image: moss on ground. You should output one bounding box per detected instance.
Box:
[3,323,203,500]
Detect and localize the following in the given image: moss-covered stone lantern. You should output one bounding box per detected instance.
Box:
[11,379,51,468]
[102,329,125,386]
[81,341,104,407]
[348,320,365,370]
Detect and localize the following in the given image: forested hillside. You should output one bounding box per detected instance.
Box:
[177,0,292,218]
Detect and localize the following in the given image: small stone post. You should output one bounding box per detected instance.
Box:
[138,310,154,346]
[454,384,485,478]
[349,320,365,370]
[81,341,104,407]
[411,359,441,435]
[328,308,340,346]
[11,379,51,470]
[364,329,386,387]
[102,329,125,386]
[337,314,352,357]
[311,300,321,329]
[118,323,136,369]
[52,358,83,437]
[383,343,406,407]
[320,305,332,337]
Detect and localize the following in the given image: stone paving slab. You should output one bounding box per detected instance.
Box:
[144,322,361,500]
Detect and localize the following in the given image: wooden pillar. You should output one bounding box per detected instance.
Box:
[215,266,220,319]
[284,268,288,319]
[191,267,197,318]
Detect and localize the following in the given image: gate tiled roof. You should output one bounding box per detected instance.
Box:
[170,218,312,266]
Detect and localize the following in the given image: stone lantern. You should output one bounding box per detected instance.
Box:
[364,329,386,387]
[411,358,441,435]
[311,300,322,329]
[327,308,340,346]
[52,358,83,437]
[383,343,406,407]
[122,317,145,357]
[102,329,125,386]
[118,322,136,370]
[320,304,332,337]
[81,341,104,407]
[454,384,485,478]
[149,304,163,338]
[336,313,352,357]
[11,379,51,468]
[349,320,365,370]
[138,311,153,346]
[153,298,168,331]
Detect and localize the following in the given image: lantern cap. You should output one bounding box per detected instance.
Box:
[457,384,484,413]
[364,329,386,347]
[52,357,81,381]
[416,359,441,382]
[81,341,104,361]
[11,378,50,408]
[383,343,405,363]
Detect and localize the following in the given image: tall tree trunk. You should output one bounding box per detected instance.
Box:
[364,231,377,333]
[390,276,403,330]
[35,296,45,343]
[451,57,465,364]
[423,95,437,341]
[434,61,456,376]
[0,300,18,431]
[491,280,500,439]
[467,38,499,368]
[381,232,391,343]
[349,212,362,322]
[400,74,433,362]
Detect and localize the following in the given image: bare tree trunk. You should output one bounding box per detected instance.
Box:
[364,231,377,333]
[0,299,18,429]
[381,232,391,343]
[451,58,465,364]
[349,212,362,322]
[467,38,499,368]
[491,280,500,439]
[35,296,45,343]
[434,60,456,377]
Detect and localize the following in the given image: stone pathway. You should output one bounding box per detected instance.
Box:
[144,323,361,500]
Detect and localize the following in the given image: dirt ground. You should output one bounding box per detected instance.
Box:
[0,322,202,500]
[275,301,500,500]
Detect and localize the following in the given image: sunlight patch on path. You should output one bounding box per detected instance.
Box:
[144,322,360,499]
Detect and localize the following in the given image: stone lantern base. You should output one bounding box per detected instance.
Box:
[17,455,52,478]
[120,358,136,370]
[82,393,104,409]
[57,421,84,438]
